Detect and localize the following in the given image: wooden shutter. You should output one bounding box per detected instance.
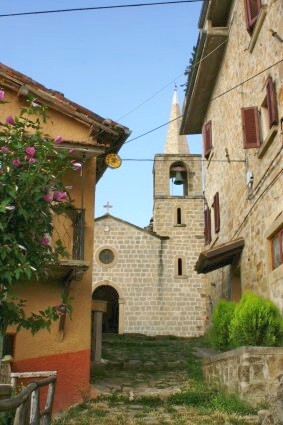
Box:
[242,107,260,148]
[244,0,261,35]
[266,76,278,128]
[213,192,220,233]
[204,208,212,245]
[202,121,212,160]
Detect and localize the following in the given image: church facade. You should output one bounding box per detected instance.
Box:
[92,90,206,337]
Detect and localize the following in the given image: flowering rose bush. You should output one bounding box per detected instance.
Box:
[0,95,75,335]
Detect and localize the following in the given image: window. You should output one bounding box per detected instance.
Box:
[2,334,15,357]
[204,208,212,245]
[242,77,278,154]
[244,0,261,35]
[177,208,182,225]
[212,192,220,233]
[99,249,114,264]
[271,228,283,270]
[177,258,183,276]
[242,107,261,148]
[202,121,212,160]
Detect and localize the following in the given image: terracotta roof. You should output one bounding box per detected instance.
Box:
[0,63,131,181]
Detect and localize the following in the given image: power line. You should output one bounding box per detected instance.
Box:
[121,158,245,162]
[0,0,207,18]
[117,38,228,121]
[124,58,283,145]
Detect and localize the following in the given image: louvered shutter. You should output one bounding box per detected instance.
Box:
[213,192,220,233]
[204,208,212,245]
[242,107,260,148]
[244,0,261,35]
[202,121,212,159]
[266,76,278,128]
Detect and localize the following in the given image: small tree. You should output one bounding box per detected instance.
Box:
[0,92,77,339]
[210,299,236,351]
[230,293,283,347]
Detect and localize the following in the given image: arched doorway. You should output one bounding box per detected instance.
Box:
[92,285,119,333]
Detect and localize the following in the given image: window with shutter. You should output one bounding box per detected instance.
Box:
[213,192,220,233]
[204,208,212,245]
[242,107,261,148]
[202,121,212,160]
[266,76,278,128]
[244,0,261,35]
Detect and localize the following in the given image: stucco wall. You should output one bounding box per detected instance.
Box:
[1,86,97,411]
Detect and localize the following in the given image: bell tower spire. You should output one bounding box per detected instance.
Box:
[164,87,190,154]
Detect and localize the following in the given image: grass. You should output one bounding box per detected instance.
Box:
[53,334,258,425]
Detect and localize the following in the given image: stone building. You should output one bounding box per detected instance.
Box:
[92,90,206,337]
[180,0,283,312]
[0,63,130,411]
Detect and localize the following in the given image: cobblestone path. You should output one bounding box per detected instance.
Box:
[54,334,258,425]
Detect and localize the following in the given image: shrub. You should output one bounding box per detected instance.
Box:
[210,299,236,350]
[230,293,283,347]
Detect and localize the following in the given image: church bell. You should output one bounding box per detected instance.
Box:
[174,171,185,185]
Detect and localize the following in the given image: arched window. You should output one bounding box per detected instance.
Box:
[178,258,183,276]
[169,162,188,196]
[177,208,182,225]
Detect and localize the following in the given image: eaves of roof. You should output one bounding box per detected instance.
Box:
[95,214,169,240]
[180,0,233,135]
[0,63,131,181]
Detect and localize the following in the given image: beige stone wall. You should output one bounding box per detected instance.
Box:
[202,347,283,406]
[92,213,206,337]
[202,0,283,311]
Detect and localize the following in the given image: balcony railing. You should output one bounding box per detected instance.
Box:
[52,208,85,261]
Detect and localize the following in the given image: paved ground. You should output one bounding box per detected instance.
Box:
[54,334,258,425]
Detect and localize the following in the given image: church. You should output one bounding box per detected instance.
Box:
[92,90,206,337]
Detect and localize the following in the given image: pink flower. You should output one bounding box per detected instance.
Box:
[40,235,50,246]
[53,191,67,202]
[54,136,64,144]
[71,160,82,171]
[12,159,21,168]
[43,192,54,202]
[28,157,37,164]
[0,146,10,153]
[0,90,5,101]
[6,116,15,126]
[55,303,67,316]
[25,146,36,157]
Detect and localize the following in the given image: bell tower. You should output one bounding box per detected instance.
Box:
[153,88,203,236]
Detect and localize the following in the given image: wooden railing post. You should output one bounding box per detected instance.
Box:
[41,381,56,425]
[30,388,40,425]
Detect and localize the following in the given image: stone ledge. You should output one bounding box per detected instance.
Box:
[203,346,283,364]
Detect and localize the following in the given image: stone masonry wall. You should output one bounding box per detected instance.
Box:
[202,0,283,311]
[202,347,283,406]
[92,214,206,337]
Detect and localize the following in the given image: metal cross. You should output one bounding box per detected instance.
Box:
[103,202,113,214]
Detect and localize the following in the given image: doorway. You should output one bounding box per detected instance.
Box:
[92,285,119,333]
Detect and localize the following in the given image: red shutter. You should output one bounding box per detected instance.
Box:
[202,121,212,160]
[213,192,220,233]
[244,0,261,35]
[266,76,278,128]
[242,107,260,148]
[204,208,212,245]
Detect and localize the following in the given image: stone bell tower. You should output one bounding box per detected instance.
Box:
[152,88,206,336]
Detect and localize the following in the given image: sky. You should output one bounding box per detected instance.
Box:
[0,0,203,227]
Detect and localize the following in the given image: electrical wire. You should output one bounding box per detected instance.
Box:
[0,0,208,19]
[232,169,282,239]
[117,38,228,121]
[121,158,245,162]
[124,58,283,145]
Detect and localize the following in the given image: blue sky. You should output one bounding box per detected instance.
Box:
[1,0,202,227]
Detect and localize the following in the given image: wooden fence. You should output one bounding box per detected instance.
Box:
[0,375,56,425]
